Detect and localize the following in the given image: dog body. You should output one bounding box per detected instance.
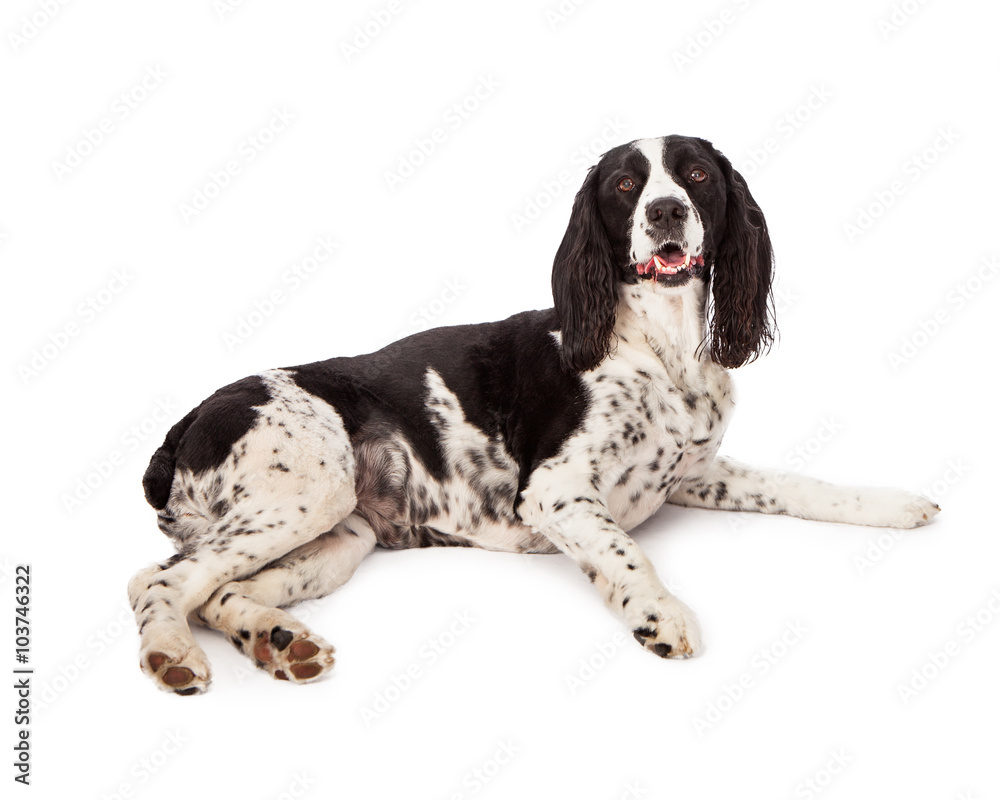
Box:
[129,136,938,694]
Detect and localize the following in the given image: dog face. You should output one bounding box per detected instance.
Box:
[552,135,774,372]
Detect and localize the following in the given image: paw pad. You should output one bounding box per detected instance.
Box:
[148,652,169,671]
[162,666,194,687]
[289,640,320,661]
[289,662,323,680]
[270,627,294,651]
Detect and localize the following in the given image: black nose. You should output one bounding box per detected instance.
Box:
[646,197,688,228]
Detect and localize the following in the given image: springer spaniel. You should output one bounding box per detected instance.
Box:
[129,135,938,694]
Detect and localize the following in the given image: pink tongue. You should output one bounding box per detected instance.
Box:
[658,250,686,267]
[638,251,686,274]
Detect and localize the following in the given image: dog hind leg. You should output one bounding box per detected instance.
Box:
[197,514,376,683]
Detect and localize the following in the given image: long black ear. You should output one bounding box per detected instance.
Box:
[552,166,617,373]
[708,153,775,369]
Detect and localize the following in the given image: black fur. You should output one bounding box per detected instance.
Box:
[142,376,270,509]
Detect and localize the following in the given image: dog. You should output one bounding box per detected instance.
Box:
[129,134,939,694]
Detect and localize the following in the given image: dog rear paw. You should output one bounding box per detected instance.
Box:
[230,615,336,684]
[141,638,212,695]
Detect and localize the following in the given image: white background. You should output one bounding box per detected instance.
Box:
[3,0,998,797]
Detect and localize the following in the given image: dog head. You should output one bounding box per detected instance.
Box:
[552,135,774,372]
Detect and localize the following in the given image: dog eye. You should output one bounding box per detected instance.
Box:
[617,177,635,192]
[690,168,708,182]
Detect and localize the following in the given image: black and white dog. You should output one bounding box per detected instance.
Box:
[129,135,938,694]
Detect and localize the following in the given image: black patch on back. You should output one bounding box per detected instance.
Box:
[289,309,589,505]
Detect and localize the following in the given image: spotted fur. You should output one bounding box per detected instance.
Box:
[129,135,939,693]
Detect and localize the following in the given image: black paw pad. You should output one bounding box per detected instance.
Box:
[270,627,294,651]
[651,642,673,658]
[174,686,201,696]
[632,626,656,644]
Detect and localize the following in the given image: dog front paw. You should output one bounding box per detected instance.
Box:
[630,596,702,659]
[857,488,940,529]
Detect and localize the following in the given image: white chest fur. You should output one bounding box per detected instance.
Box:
[574,281,734,531]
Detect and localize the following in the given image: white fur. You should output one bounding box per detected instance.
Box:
[629,137,705,264]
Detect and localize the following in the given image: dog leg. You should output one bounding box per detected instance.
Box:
[197,514,376,683]
[668,456,940,528]
[520,482,701,659]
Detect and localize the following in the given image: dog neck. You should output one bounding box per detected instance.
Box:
[614,279,712,376]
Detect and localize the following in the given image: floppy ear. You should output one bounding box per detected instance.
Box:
[552,166,618,373]
[708,154,776,369]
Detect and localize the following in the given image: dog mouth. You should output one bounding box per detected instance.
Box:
[635,243,706,285]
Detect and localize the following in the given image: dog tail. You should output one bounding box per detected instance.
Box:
[142,409,197,510]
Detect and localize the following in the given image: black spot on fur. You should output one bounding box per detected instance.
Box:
[632,626,656,643]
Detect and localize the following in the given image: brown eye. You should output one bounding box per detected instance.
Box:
[690,168,708,182]
[617,177,635,192]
